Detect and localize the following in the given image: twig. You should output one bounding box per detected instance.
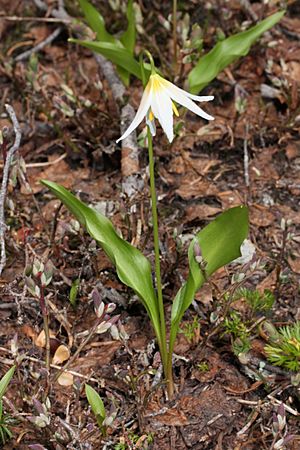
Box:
[0,152,67,169]
[0,105,21,276]
[0,15,71,23]
[15,26,62,62]
[0,346,100,383]
[243,122,250,188]
[120,104,144,197]
[94,54,125,104]
[52,317,102,383]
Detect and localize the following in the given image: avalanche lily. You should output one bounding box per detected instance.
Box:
[117,73,214,144]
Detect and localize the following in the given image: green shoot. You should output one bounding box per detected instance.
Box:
[264,322,300,371]
[223,311,251,356]
[85,384,107,436]
[0,366,15,444]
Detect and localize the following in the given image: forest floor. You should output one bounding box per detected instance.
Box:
[0,0,300,449]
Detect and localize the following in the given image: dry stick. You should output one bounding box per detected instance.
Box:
[1,15,71,23]
[243,123,250,188]
[15,26,63,62]
[0,105,21,276]
[52,318,102,383]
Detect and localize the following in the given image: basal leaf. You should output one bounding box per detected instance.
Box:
[188,10,285,93]
[41,181,161,342]
[0,366,15,399]
[119,0,136,85]
[120,0,136,53]
[85,384,106,420]
[78,0,119,45]
[68,39,145,80]
[169,206,248,354]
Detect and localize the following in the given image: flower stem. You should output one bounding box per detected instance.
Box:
[147,127,174,398]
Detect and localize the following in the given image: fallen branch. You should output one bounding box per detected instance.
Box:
[0,105,22,276]
[15,26,63,62]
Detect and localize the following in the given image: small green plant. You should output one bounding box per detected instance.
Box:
[0,401,13,444]
[223,311,251,356]
[235,287,275,312]
[85,384,116,437]
[25,259,54,371]
[179,315,200,343]
[197,361,209,373]
[0,366,15,444]
[264,321,300,371]
[114,432,154,450]
[85,384,106,436]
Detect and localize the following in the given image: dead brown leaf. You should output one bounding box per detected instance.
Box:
[185,204,221,222]
[250,205,275,228]
[24,155,90,194]
[57,371,74,386]
[35,329,56,348]
[52,344,70,365]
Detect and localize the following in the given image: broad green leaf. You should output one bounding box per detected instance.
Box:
[120,0,136,53]
[68,39,145,80]
[78,0,119,45]
[188,10,285,93]
[119,0,136,86]
[41,180,161,342]
[169,206,248,355]
[0,366,15,399]
[85,384,106,421]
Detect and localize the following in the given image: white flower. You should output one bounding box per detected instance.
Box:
[117,73,214,143]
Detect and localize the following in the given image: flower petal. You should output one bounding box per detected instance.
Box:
[151,87,174,143]
[187,94,214,102]
[161,79,214,121]
[116,85,153,143]
[160,77,214,102]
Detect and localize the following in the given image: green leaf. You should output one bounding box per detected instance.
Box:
[69,278,80,308]
[41,180,161,342]
[68,39,145,80]
[78,0,119,45]
[120,0,136,53]
[0,366,15,399]
[169,206,248,354]
[188,10,285,93]
[119,0,136,85]
[85,384,106,421]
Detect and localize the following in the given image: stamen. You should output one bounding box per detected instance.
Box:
[172,101,179,117]
[146,109,156,136]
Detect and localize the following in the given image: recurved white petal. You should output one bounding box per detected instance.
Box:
[116,85,153,143]
[160,78,214,102]
[163,81,214,121]
[151,88,174,143]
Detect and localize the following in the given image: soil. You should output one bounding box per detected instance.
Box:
[0,1,300,449]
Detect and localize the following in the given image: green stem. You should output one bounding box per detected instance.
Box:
[147,128,174,398]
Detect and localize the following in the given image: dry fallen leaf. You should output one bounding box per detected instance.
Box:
[21,324,37,341]
[57,371,74,386]
[52,344,70,365]
[35,329,56,348]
